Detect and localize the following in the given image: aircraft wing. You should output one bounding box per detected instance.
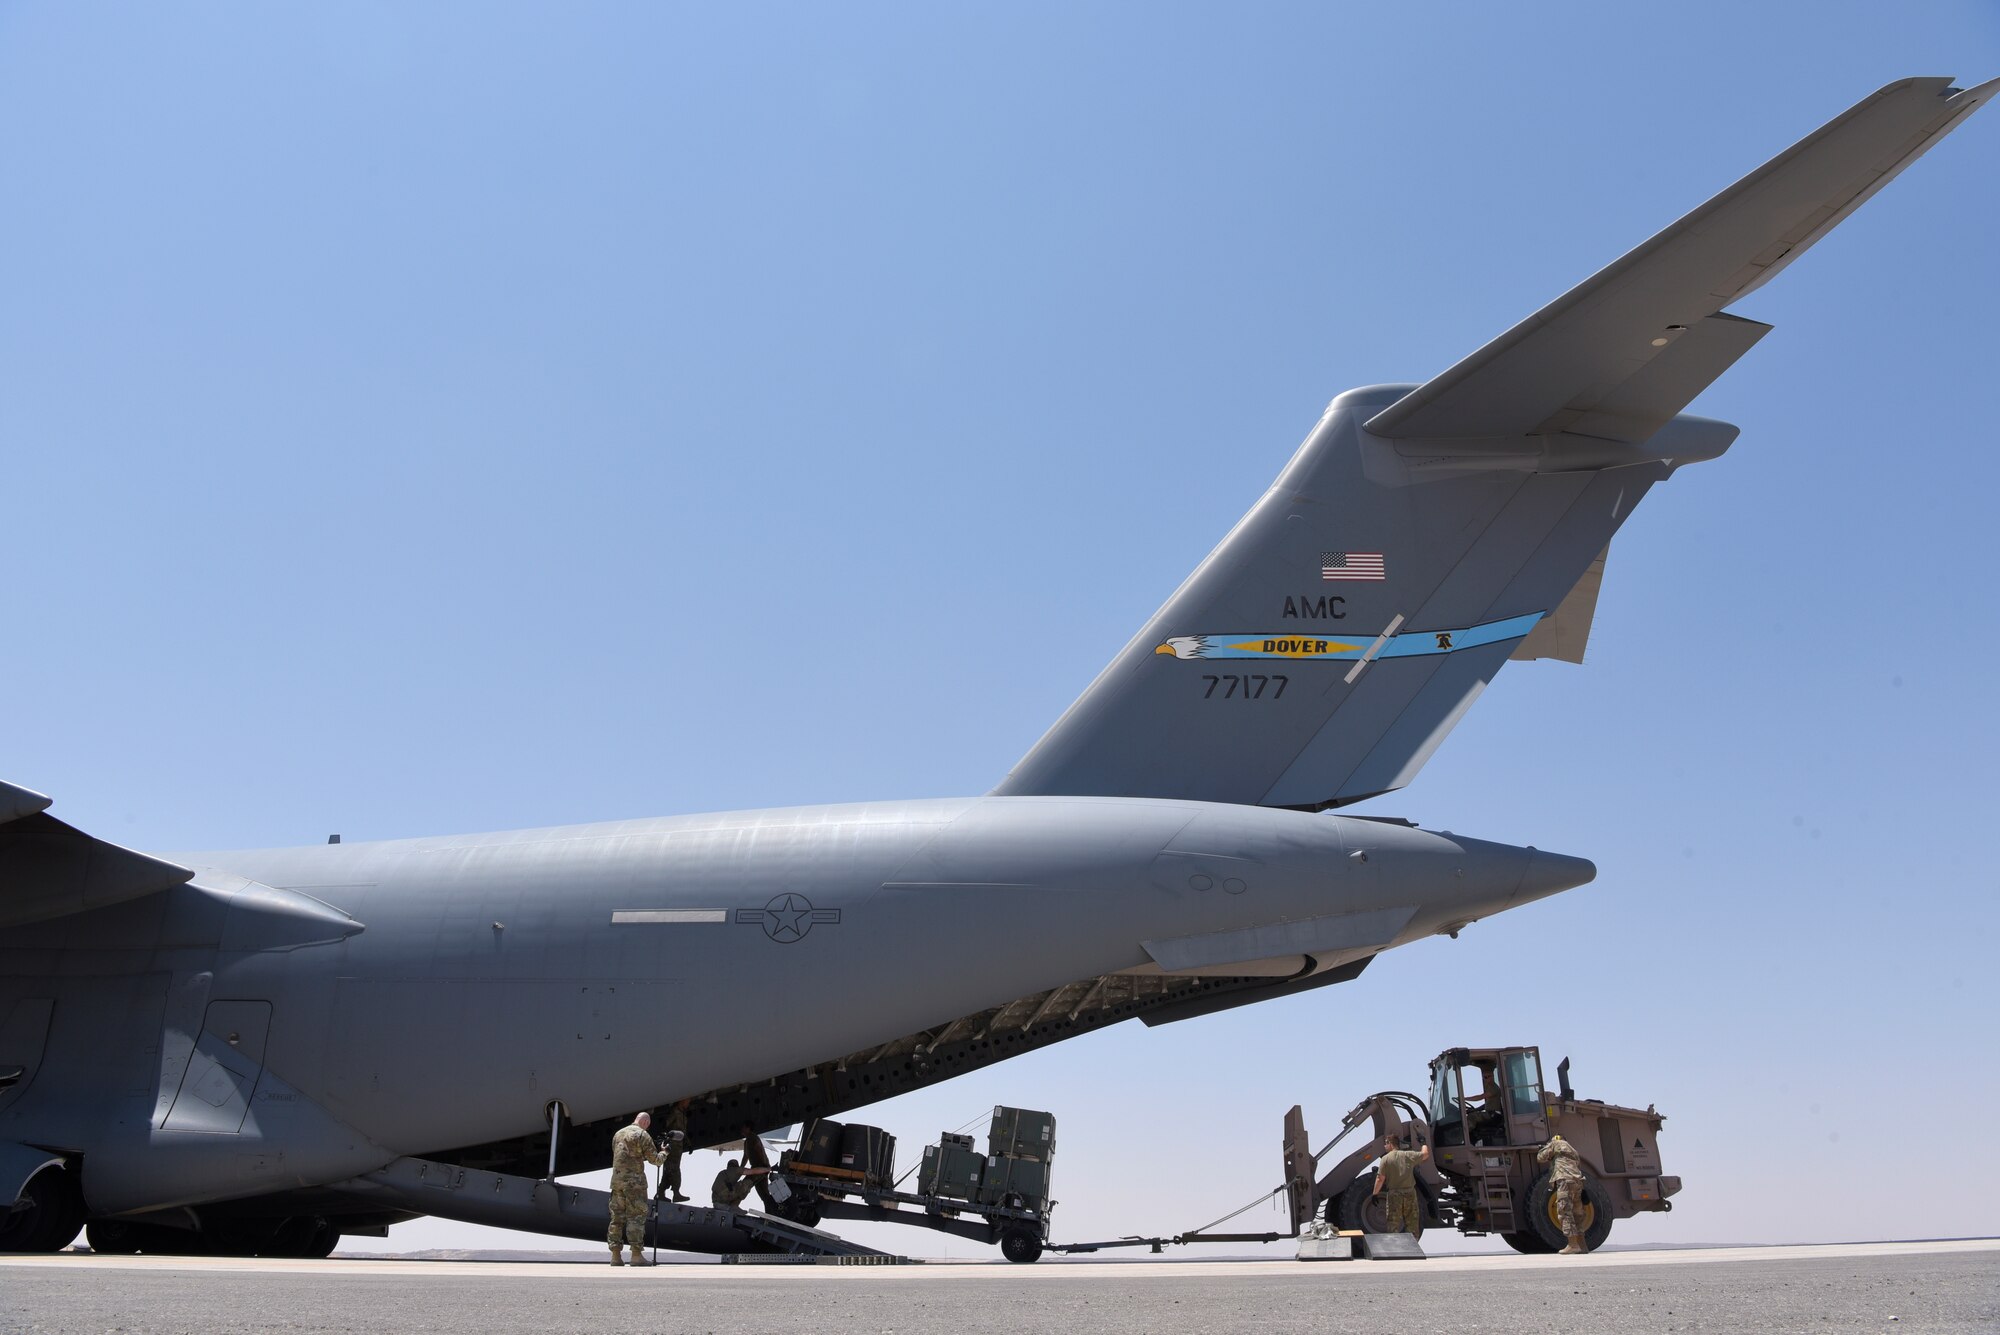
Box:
[0,780,194,929]
[1366,76,1999,444]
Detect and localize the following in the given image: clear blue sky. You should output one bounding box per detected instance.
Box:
[3,3,1995,1254]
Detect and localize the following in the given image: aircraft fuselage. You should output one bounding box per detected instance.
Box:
[0,795,1584,1219]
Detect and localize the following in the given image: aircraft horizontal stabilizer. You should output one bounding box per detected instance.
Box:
[0,781,193,929]
[1368,77,1996,442]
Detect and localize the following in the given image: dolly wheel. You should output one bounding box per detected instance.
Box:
[999,1229,1043,1264]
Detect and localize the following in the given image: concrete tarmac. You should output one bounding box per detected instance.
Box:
[3,1240,1996,1334]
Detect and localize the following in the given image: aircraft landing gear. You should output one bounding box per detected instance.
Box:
[0,1167,86,1253]
[206,1215,343,1258]
[84,1213,341,1258]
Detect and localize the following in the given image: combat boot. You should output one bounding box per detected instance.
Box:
[627,1247,652,1266]
[1560,1232,1585,1255]
[609,1247,625,1266]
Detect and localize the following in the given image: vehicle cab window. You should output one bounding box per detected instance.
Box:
[1501,1048,1549,1144]
[1504,1049,1543,1117]
[1465,1062,1506,1145]
[1429,1060,1465,1146]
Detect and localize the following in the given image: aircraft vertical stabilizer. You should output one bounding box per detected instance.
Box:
[995,77,1994,810]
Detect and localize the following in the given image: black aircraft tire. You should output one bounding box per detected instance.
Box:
[265,1216,323,1258]
[999,1229,1043,1264]
[98,1222,203,1255]
[0,1168,85,1253]
[305,1219,341,1259]
[1336,1176,1425,1239]
[85,1220,143,1255]
[203,1218,264,1257]
[1524,1173,1615,1253]
[1500,1229,1554,1254]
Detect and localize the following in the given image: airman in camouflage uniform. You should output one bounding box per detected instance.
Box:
[1536,1132,1587,1253]
[607,1112,669,1265]
[1371,1134,1430,1236]
[654,1099,691,1203]
[711,1158,766,1209]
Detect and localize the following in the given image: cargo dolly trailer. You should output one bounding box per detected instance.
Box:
[767,1106,1057,1262]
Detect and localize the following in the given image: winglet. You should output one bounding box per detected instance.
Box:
[0,781,53,826]
[0,783,194,929]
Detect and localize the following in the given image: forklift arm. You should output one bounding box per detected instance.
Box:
[1289,1091,1444,1229]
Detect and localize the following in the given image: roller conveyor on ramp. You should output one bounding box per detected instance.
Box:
[330,1156,894,1259]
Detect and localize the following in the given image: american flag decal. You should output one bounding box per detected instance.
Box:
[1321,551,1386,581]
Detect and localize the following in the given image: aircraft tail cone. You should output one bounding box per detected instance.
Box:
[1518,849,1596,905]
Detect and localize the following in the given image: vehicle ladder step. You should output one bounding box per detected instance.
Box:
[1479,1170,1515,1234]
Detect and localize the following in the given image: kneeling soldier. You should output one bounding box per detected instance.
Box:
[711,1158,768,1209]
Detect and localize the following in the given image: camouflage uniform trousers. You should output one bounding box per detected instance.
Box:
[1382,1189,1421,1234]
[607,1171,651,1249]
[1552,1178,1585,1237]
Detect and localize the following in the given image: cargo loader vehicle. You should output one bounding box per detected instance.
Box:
[1283,1045,1680,1254]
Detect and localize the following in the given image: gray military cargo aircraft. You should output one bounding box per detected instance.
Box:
[2,77,1992,1258]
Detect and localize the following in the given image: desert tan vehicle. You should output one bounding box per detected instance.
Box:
[1283,1046,1681,1253]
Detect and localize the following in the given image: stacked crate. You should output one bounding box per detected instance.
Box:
[979,1106,1055,1209]
[918,1132,984,1201]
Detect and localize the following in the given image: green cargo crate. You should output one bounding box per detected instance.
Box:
[919,1143,984,1201]
[988,1106,1056,1160]
[977,1153,1049,1208]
